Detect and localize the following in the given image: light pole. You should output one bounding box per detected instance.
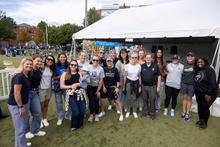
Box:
[85,0,88,27]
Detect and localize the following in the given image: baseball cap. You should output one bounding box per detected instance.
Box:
[106,56,113,62]
[172,55,180,60]
[187,52,194,56]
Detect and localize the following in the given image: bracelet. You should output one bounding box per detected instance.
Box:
[18,105,24,108]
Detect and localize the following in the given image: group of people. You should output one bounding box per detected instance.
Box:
[7,48,219,147]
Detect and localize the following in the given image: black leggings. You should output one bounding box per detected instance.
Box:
[87,85,99,115]
[164,85,180,109]
[195,91,217,124]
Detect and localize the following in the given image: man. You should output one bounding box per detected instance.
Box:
[141,52,161,119]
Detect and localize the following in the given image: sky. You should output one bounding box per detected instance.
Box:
[0,0,175,26]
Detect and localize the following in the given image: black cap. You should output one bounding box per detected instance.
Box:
[187,52,194,56]
[172,55,180,60]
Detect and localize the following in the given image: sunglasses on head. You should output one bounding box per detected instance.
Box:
[93,59,99,62]
[70,64,77,67]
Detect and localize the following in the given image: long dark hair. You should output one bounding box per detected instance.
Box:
[119,48,129,64]
[65,59,79,80]
[56,52,69,67]
[44,55,56,77]
[154,48,165,66]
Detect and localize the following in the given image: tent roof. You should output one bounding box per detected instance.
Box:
[72,0,220,40]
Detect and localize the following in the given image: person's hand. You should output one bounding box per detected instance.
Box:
[204,95,211,103]
[19,107,25,117]
[114,87,119,94]
[103,86,107,93]
[71,83,78,90]
[96,91,101,98]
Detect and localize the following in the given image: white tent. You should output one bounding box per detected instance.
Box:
[72,0,220,80]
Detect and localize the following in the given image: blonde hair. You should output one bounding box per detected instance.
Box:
[15,57,33,73]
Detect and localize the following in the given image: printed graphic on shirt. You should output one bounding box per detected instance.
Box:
[105,72,115,78]
[195,71,205,82]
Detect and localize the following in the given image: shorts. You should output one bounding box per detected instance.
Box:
[181,83,194,97]
[100,86,118,100]
[39,89,52,102]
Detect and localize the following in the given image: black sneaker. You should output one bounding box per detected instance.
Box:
[199,121,207,129]
[196,120,202,127]
[181,112,186,119]
[184,113,190,121]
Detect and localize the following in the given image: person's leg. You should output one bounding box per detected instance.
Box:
[182,94,188,116]
[55,91,64,121]
[69,96,79,129]
[126,83,132,113]
[164,85,172,108]
[8,104,28,147]
[43,89,51,119]
[149,86,157,118]
[114,98,122,114]
[195,91,204,121]
[142,86,148,116]
[171,87,180,109]
[155,82,164,110]
[30,91,42,134]
[78,100,86,128]
[87,86,95,115]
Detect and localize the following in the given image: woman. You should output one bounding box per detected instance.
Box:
[8,58,33,147]
[25,55,46,139]
[181,52,195,121]
[137,49,145,112]
[77,51,87,69]
[154,48,167,111]
[124,52,141,118]
[163,55,184,117]
[60,60,86,130]
[194,58,218,129]
[39,55,55,127]
[54,53,69,126]
[115,48,129,112]
[87,55,105,122]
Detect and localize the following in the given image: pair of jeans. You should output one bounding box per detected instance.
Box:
[195,91,217,124]
[26,90,41,134]
[55,90,66,120]
[164,85,180,109]
[126,83,138,112]
[8,104,29,147]
[87,85,99,115]
[119,90,127,110]
[142,85,157,116]
[155,82,164,110]
[69,95,86,129]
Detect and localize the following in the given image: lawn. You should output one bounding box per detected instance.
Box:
[0,55,220,147]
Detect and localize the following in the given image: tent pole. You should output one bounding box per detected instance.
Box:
[214,39,220,81]
[73,39,76,59]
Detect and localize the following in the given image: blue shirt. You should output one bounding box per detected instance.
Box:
[55,64,68,77]
[8,73,31,105]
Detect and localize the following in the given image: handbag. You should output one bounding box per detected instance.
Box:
[53,80,61,92]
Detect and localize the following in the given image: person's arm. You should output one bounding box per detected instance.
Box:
[157,75,161,92]
[14,84,25,117]
[60,72,78,90]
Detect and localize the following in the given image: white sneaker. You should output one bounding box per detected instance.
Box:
[170,109,175,117]
[125,112,130,118]
[117,110,120,114]
[98,112,105,118]
[25,132,34,139]
[40,121,44,128]
[94,115,99,122]
[27,142,32,147]
[42,119,49,127]
[34,131,46,136]
[133,112,138,118]
[163,108,168,116]
[88,115,94,122]
[119,115,124,121]
[57,119,63,126]
[108,105,112,110]
[139,107,143,112]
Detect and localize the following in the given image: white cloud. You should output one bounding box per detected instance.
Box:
[4,0,175,26]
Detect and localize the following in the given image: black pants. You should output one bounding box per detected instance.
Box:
[87,85,99,115]
[164,85,180,109]
[195,91,217,124]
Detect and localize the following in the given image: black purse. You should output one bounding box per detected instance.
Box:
[54,80,61,92]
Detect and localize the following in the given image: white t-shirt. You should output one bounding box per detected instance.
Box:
[125,63,141,81]
[40,66,53,89]
[88,65,105,87]
[166,63,184,89]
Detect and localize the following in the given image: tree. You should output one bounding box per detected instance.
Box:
[33,27,44,45]
[0,11,16,40]
[16,27,31,45]
[87,7,101,26]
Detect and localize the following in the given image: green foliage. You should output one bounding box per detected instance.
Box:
[37,21,47,31]
[0,11,16,40]
[87,7,101,26]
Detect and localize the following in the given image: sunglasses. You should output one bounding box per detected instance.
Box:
[131,57,137,59]
[70,64,77,67]
[99,52,104,54]
[107,60,113,62]
[93,59,99,62]
[47,58,54,62]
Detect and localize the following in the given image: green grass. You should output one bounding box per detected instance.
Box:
[0,56,220,147]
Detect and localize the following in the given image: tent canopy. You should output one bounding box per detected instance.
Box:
[72,0,220,40]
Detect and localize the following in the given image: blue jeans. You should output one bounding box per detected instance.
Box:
[119,90,127,110]
[155,82,164,110]
[69,95,86,129]
[55,91,65,120]
[26,90,41,134]
[8,104,29,147]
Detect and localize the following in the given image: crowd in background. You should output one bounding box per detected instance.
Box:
[6,47,219,147]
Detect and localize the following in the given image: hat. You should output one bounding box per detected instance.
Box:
[187,52,194,56]
[106,56,113,62]
[81,65,89,71]
[172,55,180,60]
